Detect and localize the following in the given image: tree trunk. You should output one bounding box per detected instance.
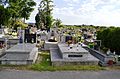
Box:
[24,18,26,23]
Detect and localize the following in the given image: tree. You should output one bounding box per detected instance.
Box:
[109,28,120,54]
[97,28,111,48]
[97,27,120,55]
[35,10,46,29]
[14,19,28,30]
[54,19,62,28]
[0,5,10,28]
[7,0,21,21]
[0,0,35,29]
[35,13,40,29]
[7,0,36,22]
[37,0,54,30]
[20,0,36,22]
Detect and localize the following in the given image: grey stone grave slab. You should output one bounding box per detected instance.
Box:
[50,43,99,66]
[0,43,38,65]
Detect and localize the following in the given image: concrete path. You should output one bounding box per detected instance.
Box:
[0,69,120,79]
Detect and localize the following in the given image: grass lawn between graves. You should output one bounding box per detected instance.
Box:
[29,51,105,71]
[0,51,116,71]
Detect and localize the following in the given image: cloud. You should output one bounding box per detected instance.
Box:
[64,0,79,3]
[53,0,120,26]
[26,0,120,26]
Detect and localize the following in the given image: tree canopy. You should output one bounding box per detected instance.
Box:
[0,0,36,29]
[36,0,54,30]
[97,27,120,55]
[0,5,10,28]
[7,0,36,22]
[54,19,63,28]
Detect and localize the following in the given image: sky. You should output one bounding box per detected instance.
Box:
[26,0,120,26]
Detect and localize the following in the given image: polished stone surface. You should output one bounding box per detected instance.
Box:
[58,44,89,54]
[50,48,99,62]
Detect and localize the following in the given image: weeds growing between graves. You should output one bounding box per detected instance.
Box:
[30,51,105,71]
[0,51,105,71]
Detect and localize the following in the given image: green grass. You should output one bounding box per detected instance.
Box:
[29,51,52,71]
[0,51,105,71]
[30,64,105,71]
[29,51,105,71]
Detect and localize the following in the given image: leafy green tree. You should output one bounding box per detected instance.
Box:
[20,0,36,22]
[35,10,46,29]
[46,15,53,29]
[35,13,40,29]
[14,20,28,30]
[97,27,120,55]
[54,19,62,28]
[7,0,21,21]
[109,28,120,54]
[97,28,111,48]
[37,0,54,30]
[0,5,10,28]
[7,0,36,22]
[0,0,36,29]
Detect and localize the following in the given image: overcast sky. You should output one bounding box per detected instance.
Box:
[26,0,120,26]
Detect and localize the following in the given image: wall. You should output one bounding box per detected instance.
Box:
[62,53,88,60]
[1,60,27,65]
[52,61,98,66]
[84,47,115,66]
[43,42,58,50]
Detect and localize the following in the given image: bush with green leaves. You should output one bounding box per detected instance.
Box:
[97,27,120,55]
